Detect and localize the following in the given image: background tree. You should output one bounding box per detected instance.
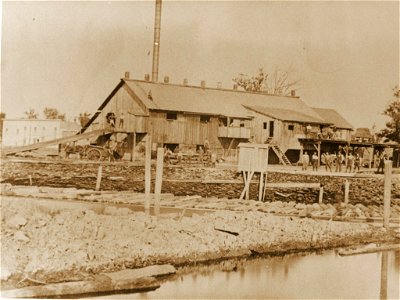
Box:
[78,112,91,128]
[24,108,38,119]
[379,86,400,143]
[232,67,301,95]
[43,107,65,121]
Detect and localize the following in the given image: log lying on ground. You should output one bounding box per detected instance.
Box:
[338,244,400,256]
[3,264,176,298]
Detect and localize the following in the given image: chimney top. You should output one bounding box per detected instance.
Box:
[217,82,222,89]
[291,90,296,97]
[233,84,238,90]
[164,76,170,84]
[183,78,188,86]
[144,74,150,82]
[201,80,206,89]
[124,72,130,79]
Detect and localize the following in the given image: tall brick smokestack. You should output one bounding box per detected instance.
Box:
[151,0,162,82]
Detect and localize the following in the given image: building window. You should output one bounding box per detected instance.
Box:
[43,127,46,132]
[16,129,20,135]
[269,121,274,137]
[288,124,294,131]
[263,122,267,130]
[166,112,177,120]
[24,127,27,131]
[200,115,210,123]
[34,127,37,132]
[54,127,57,131]
[219,117,228,127]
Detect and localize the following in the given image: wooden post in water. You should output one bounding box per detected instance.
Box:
[144,134,152,216]
[344,180,350,204]
[95,165,102,191]
[154,147,164,217]
[383,161,392,229]
[380,251,388,300]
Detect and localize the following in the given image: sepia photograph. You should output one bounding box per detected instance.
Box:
[1,0,399,298]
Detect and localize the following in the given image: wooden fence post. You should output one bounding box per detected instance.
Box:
[318,186,324,204]
[131,132,137,162]
[95,165,102,191]
[154,148,164,217]
[258,172,264,201]
[144,134,152,216]
[383,161,392,228]
[344,180,350,204]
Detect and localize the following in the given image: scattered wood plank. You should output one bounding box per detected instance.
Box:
[274,191,291,198]
[2,265,176,299]
[265,182,320,189]
[214,227,239,236]
[338,244,400,256]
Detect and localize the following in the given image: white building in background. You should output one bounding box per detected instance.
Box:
[1,119,80,147]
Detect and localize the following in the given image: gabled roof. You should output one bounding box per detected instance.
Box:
[312,108,353,130]
[124,79,324,122]
[244,105,326,124]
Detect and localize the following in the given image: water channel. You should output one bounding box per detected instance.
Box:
[95,249,399,299]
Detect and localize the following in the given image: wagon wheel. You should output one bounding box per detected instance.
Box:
[87,148,102,161]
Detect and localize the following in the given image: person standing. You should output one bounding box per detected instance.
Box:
[197,146,205,166]
[119,113,125,129]
[204,138,210,154]
[376,153,386,174]
[336,152,343,172]
[324,152,332,172]
[312,152,318,171]
[354,154,361,172]
[346,153,355,173]
[302,151,310,171]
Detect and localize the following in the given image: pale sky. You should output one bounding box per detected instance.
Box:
[1,0,399,130]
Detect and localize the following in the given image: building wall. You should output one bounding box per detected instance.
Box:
[149,111,220,149]
[88,86,149,133]
[251,112,312,152]
[1,119,62,147]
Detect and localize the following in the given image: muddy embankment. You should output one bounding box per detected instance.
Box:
[1,194,398,291]
[1,161,400,206]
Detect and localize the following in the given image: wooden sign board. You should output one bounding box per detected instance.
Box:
[238,143,269,173]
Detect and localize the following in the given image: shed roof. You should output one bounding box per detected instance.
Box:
[124,79,325,122]
[244,105,326,124]
[312,108,353,129]
[353,127,372,138]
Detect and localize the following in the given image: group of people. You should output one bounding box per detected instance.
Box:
[106,112,124,129]
[301,151,362,173]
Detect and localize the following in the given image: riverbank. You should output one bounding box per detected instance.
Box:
[1,192,399,291]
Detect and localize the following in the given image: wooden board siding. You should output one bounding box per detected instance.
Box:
[88,88,148,133]
[149,112,220,147]
[251,111,310,152]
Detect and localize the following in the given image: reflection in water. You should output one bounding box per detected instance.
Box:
[380,251,388,300]
[94,250,400,299]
